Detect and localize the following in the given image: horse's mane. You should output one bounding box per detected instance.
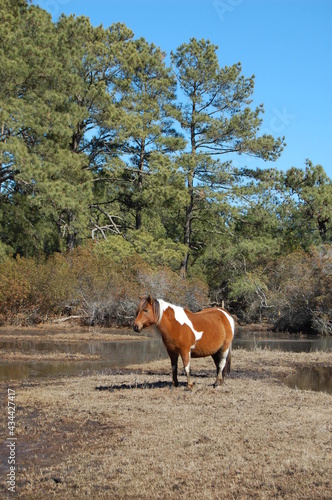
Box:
[152,298,160,323]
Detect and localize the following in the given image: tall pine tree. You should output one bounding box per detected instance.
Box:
[171,38,286,273]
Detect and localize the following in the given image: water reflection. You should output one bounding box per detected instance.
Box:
[233,329,332,352]
[286,367,332,394]
[0,337,168,381]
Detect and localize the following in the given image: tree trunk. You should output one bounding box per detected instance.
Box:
[181,171,194,277]
[66,210,76,251]
[136,140,145,230]
[180,105,196,277]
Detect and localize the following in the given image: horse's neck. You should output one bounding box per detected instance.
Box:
[156,314,170,335]
[156,313,175,342]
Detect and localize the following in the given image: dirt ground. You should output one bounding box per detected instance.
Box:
[0,343,331,499]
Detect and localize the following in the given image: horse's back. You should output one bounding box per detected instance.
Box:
[191,307,234,334]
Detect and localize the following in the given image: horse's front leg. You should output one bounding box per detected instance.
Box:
[167,350,179,387]
[180,350,194,389]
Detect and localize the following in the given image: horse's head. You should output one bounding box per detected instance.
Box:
[133,295,159,332]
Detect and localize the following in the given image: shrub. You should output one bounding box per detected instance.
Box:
[137,266,209,311]
[270,247,332,334]
[0,257,33,324]
[0,254,74,324]
[207,244,331,334]
[66,247,142,326]
[0,243,207,327]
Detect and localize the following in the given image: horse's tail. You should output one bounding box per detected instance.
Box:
[223,344,232,378]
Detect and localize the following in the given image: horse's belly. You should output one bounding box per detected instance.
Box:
[191,348,216,358]
[191,335,224,357]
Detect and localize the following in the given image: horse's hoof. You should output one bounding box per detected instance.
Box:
[185,382,195,391]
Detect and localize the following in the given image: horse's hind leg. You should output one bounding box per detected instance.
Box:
[212,349,223,387]
[223,346,231,377]
[212,345,231,387]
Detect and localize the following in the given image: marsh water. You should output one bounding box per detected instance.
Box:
[1,328,331,393]
[285,366,332,394]
[0,337,164,381]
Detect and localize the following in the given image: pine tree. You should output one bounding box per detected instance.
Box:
[278,161,331,245]
[0,2,94,254]
[171,38,286,273]
[96,37,185,234]
[55,18,136,248]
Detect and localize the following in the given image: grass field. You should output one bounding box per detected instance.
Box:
[0,340,331,499]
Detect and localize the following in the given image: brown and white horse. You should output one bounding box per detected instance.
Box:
[133,296,235,388]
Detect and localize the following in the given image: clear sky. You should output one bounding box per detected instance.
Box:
[33,0,332,178]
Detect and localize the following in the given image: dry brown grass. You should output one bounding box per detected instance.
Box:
[1,349,331,499]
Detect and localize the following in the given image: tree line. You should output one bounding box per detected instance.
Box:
[0,0,331,332]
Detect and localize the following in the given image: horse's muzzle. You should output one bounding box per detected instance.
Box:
[133,324,140,332]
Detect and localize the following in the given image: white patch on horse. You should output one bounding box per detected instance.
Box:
[158,299,203,341]
[218,308,235,337]
[219,347,229,375]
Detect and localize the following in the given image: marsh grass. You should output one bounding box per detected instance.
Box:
[0,349,331,499]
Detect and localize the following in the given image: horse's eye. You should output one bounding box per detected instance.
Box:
[143,309,149,313]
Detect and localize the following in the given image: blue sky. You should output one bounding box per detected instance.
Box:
[34,0,332,178]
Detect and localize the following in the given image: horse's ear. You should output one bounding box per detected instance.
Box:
[147,295,152,304]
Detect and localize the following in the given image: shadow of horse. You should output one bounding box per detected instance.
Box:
[95,368,270,392]
[95,371,234,392]
[95,380,176,391]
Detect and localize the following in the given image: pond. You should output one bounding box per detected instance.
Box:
[285,366,332,395]
[1,328,331,385]
[0,336,167,381]
[234,329,332,352]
